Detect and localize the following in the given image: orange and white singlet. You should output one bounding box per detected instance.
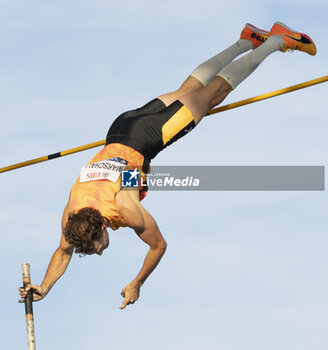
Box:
[67,143,147,230]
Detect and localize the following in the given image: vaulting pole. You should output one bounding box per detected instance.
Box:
[21,263,36,350]
[207,75,328,116]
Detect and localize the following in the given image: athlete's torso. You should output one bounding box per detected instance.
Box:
[66,143,147,230]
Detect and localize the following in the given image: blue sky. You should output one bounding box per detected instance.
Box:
[1,1,327,349]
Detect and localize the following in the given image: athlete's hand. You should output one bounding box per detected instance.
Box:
[18,284,46,303]
[120,284,140,310]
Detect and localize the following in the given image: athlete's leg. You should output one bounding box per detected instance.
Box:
[158,24,270,106]
[157,38,252,107]
[168,22,316,125]
[179,35,285,124]
[119,37,250,117]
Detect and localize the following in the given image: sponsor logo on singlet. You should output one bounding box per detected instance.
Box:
[80,157,127,183]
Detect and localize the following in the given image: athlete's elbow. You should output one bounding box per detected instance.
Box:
[157,239,167,253]
[151,238,167,252]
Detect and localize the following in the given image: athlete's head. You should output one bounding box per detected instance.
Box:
[64,207,110,256]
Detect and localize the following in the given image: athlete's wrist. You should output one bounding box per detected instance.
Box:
[129,279,143,288]
[40,283,50,296]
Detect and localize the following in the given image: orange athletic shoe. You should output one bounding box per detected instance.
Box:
[270,22,317,55]
[240,23,270,48]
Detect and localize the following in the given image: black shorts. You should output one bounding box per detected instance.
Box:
[106,99,196,162]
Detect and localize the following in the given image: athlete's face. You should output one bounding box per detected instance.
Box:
[88,227,110,256]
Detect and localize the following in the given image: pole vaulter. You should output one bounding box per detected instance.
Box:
[16,22,324,310]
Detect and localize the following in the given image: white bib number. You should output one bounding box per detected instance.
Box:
[80,157,127,183]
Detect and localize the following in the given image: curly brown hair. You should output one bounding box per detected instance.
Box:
[64,207,104,255]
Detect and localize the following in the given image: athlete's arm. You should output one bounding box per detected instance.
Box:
[116,190,167,309]
[18,205,74,302]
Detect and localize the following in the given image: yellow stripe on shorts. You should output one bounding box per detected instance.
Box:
[162,105,194,146]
